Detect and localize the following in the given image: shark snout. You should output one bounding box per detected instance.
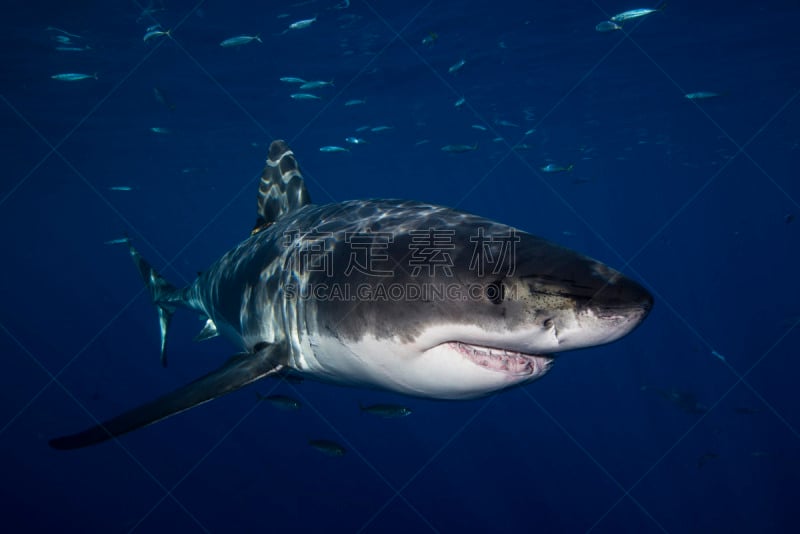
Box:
[570,275,653,348]
[541,282,651,352]
[591,275,654,318]
[631,281,654,316]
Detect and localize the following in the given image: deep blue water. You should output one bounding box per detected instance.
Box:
[2,1,799,532]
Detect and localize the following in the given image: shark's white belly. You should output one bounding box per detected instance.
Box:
[297,333,551,400]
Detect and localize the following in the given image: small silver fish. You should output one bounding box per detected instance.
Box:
[421,32,438,46]
[46,26,82,39]
[290,93,321,100]
[471,124,487,131]
[448,58,466,73]
[344,98,366,106]
[279,76,307,84]
[51,72,97,81]
[454,97,465,107]
[220,35,262,47]
[595,20,622,32]
[359,403,412,418]
[441,143,477,153]
[289,16,317,30]
[300,80,333,90]
[143,29,170,43]
[370,125,393,132]
[308,439,345,457]
[104,237,130,245]
[150,127,170,134]
[257,393,301,410]
[320,146,349,153]
[108,186,133,191]
[355,125,371,132]
[54,46,91,52]
[53,35,72,44]
[610,7,661,23]
[345,137,366,144]
[540,163,574,173]
[415,139,431,146]
[495,119,519,128]
[685,91,720,100]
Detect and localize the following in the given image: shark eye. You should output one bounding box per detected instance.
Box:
[486,280,505,305]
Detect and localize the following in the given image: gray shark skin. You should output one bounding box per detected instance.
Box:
[50,140,652,449]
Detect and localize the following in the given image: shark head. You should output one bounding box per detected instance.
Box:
[289,202,653,399]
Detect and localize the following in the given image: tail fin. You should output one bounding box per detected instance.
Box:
[128,242,181,367]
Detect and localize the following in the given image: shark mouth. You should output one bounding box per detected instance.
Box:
[448,341,554,376]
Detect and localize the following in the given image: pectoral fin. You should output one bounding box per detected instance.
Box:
[194,318,219,342]
[49,343,286,450]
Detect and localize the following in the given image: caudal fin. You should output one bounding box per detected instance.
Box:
[128,242,184,367]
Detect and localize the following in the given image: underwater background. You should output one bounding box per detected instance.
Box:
[2,0,799,532]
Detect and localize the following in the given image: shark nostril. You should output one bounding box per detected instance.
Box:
[641,291,654,312]
[543,318,554,329]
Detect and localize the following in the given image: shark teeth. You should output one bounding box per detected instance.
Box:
[449,341,552,376]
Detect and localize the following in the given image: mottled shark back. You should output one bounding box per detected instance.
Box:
[252,139,311,235]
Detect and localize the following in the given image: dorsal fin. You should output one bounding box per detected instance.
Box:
[252,140,311,235]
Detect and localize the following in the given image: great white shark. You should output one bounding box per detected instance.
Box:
[50,140,653,449]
